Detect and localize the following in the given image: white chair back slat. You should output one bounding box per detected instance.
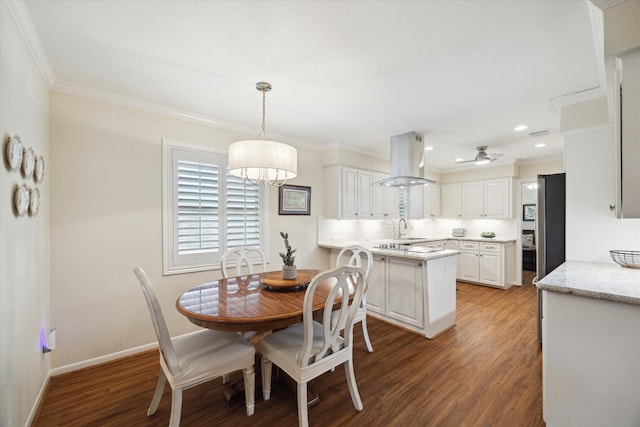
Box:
[221,246,266,278]
[300,266,364,367]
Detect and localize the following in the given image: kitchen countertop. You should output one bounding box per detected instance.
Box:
[318,242,460,261]
[537,260,640,306]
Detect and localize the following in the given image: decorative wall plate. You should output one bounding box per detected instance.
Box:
[6,134,23,172]
[29,188,40,216]
[35,156,45,183]
[22,147,36,178]
[14,184,30,217]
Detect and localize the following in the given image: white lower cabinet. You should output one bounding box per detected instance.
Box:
[364,253,457,339]
[366,254,386,314]
[457,240,513,289]
[386,257,424,328]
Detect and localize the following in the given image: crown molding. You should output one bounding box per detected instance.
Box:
[3,0,56,88]
[549,86,607,109]
[53,80,253,130]
[590,0,625,11]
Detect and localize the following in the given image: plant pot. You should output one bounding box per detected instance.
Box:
[282,265,297,280]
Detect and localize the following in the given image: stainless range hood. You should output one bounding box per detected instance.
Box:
[374,131,437,186]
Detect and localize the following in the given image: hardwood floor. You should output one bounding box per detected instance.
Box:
[33,282,543,427]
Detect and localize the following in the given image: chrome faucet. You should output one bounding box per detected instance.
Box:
[398,218,408,239]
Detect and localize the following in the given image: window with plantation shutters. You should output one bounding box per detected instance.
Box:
[163,139,265,275]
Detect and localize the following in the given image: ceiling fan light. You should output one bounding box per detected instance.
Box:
[475,159,491,165]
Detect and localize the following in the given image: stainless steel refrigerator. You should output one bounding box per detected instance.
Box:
[534,172,566,344]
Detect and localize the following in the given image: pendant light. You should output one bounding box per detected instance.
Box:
[228,82,297,186]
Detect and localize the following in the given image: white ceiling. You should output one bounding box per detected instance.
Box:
[23,0,604,171]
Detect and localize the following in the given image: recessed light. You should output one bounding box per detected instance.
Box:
[514,125,528,132]
[424,146,434,151]
[534,143,546,148]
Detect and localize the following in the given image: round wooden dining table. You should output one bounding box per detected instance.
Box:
[176,269,347,332]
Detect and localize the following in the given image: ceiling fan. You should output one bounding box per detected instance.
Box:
[455,146,504,165]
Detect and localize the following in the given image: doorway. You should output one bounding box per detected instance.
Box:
[521,181,537,285]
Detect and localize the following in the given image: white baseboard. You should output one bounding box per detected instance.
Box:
[25,369,51,427]
[50,341,158,376]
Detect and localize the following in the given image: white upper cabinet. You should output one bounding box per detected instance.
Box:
[424,183,442,218]
[323,165,395,219]
[459,178,512,219]
[441,183,462,218]
[372,172,397,218]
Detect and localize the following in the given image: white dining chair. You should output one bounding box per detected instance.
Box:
[334,245,374,352]
[134,267,256,426]
[260,265,366,427]
[220,246,266,278]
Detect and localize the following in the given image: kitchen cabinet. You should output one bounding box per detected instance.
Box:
[461,178,512,219]
[323,165,396,219]
[386,257,424,328]
[614,49,640,218]
[366,254,386,314]
[457,240,513,289]
[441,183,462,218]
[343,251,457,339]
[423,183,441,218]
[403,183,441,219]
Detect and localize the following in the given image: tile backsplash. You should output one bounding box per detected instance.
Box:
[318,215,517,244]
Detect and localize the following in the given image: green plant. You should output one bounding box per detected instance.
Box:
[279,231,296,266]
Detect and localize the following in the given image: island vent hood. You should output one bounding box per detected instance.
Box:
[374,131,437,187]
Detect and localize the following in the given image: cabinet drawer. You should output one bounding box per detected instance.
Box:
[480,242,501,252]
[460,241,479,250]
[416,241,444,249]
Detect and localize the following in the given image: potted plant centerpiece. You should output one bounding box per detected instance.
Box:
[279,231,297,279]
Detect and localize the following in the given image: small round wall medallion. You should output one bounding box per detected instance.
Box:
[14,184,30,217]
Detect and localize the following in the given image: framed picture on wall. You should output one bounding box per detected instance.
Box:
[279,184,311,215]
[523,204,536,221]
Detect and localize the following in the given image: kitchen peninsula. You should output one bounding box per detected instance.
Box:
[319,240,459,339]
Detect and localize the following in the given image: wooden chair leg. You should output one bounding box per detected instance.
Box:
[261,357,272,401]
[147,368,166,416]
[243,366,255,416]
[297,381,309,427]
[361,318,374,353]
[344,359,363,411]
[169,387,183,427]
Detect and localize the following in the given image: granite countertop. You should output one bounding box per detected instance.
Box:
[318,242,460,261]
[537,260,640,306]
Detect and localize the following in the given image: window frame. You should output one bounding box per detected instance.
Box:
[162,138,267,275]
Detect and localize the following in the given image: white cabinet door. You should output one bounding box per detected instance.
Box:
[424,183,441,218]
[386,258,424,328]
[372,172,395,218]
[357,170,373,217]
[479,251,502,286]
[484,178,511,219]
[460,251,480,282]
[367,255,386,314]
[441,183,462,218]
[341,167,358,218]
[462,181,484,218]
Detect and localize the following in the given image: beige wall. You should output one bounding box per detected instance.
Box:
[0,2,51,425]
[604,0,640,57]
[49,92,329,369]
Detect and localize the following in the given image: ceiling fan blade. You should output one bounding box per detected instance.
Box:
[455,159,475,164]
[488,153,504,158]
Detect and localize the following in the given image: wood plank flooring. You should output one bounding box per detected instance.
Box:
[33,281,543,427]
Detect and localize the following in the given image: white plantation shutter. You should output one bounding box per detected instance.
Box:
[226,175,261,248]
[163,140,265,275]
[177,160,219,254]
